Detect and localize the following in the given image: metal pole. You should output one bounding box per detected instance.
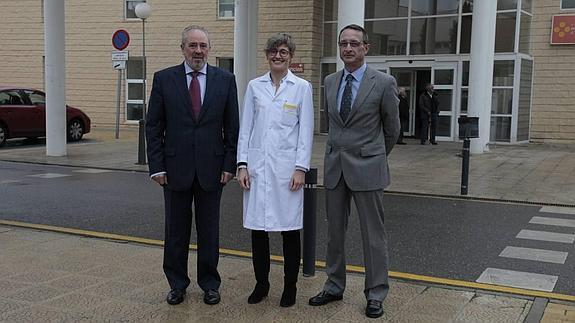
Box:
[461,138,470,195]
[303,168,318,277]
[137,18,147,165]
[115,69,121,139]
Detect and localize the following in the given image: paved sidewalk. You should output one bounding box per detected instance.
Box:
[3,224,569,323]
[1,127,574,205]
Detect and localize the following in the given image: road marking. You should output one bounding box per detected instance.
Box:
[3,219,575,302]
[73,169,114,174]
[499,246,568,264]
[27,173,71,179]
[530,216,575,228]
[516,229,575,244]
[540,206,575,216]
[0,180,23,184]
[476,268,558,292]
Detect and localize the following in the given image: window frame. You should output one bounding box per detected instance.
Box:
[561,0,575,10]
[218,0,235,19]
[125,0,146,21]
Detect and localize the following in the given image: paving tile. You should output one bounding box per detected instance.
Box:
[85,280,141,298]
[6,285,68,303]
[0,305,82,323]
[42,292,111,312]
[452,294,531,323]
[0,280,32,297]
[79,265,135,279]
[44,274,107,291]
[6,268,70,284]
[0,297,30,316]
[115,270,165,286]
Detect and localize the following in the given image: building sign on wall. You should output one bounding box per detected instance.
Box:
[551,15,575,45]
[289,63,304,74]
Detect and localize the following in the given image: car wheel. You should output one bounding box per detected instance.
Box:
[67,119,84,141]
[0,124,7,147]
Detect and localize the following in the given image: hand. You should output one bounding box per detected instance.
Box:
[237,168,250,190]
[290,170,305,192]
[220,171,234,185]
[152,174,168,186]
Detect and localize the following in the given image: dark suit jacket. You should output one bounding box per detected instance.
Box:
[146,63,239,191]
[418,91,439,118]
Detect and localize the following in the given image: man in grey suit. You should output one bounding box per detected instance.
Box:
[308,24,400,319]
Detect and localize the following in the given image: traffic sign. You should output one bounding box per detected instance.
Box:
[112,51,129,61]
[113,61,126,70]
[112,29,130,50]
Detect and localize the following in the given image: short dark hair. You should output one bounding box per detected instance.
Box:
[338,24,369,43]
[264,33,296,54]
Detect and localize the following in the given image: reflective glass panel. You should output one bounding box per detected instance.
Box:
[324,0,337,21]
[517,59,533,141]
[127,57,144,79]
[462,0,473,13]
[460,15,473,53]
[434,69,453,85]
[127,103,143,121]
[493,61,514,86]
[366,19,408,56]
[411,0,459,16]
[437,116,451,137]
[519,13,532,54]
[498,0,517,10]
[461,89,468,114]
[436,89,453,112]
[128,83,144,100]
[490,116,511,142]
[323,23,338,57]
[410,17,458,55]
[491,89,513,115]
[521,0,533,12]
[495,13,516,52]
[365,0,408,19]
[562,0,575,9]
[462,61,469,86]
[218,0,234,18]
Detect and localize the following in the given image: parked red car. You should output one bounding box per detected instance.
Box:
[0,86,91,146]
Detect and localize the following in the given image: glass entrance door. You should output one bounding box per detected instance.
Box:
[431,64,457,141]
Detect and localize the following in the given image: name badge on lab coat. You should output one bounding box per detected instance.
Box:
[283,102,298,115]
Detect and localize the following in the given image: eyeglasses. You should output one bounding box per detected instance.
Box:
[338,41,364,48]
[186,42,209,50]
[267,49,291,57]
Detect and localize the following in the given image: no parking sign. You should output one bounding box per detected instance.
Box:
[112,29,130,50]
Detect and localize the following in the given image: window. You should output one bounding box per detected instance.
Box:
[126,57,145,121]
[217,57,234,73]
[491,60,515,142]
[125,0,146,20]
[218,0,234,18]
[24,91,46,105]
[410,16,459,55]
[0,91,25,105]
[562,0,575,10]
[517,59,533,141]
[366,19,408,56]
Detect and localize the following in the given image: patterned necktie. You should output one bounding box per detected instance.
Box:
[340,74,354,122]
[189,71,201,119]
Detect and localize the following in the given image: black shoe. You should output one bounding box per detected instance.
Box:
[431,141,438,145]
[280,285,297,307]
[308,291,343,306]
[203,289,220,305]
[248,282,270,304]
[396,141,407,145]
[166,289,186,305]
[365,300,384,318]
[420,141,426,145]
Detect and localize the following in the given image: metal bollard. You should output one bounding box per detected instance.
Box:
[137,119,147,165]
[303,168,318,277]
[461,138,470,195]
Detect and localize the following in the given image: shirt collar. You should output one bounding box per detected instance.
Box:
[184,61,207,75]
[343,63,367,82]
[261,69,297,84]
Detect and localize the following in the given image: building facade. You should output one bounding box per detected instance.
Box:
[0,0,574,143]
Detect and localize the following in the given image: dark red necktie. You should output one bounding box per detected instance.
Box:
[189,71,201,119]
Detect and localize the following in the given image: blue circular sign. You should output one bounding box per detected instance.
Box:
[112,29,130,50]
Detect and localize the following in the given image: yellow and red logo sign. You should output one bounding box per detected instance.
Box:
[551,15,575,44]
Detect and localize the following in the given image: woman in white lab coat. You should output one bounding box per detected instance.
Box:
[236,33,314,307]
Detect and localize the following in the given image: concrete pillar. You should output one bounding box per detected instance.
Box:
[337,0,365,70]
[467,0,497,154]
[44,0,67,156]
[234,0,258,111]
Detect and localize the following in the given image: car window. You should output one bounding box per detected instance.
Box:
[0,91,25,105]
[27,91,46,105]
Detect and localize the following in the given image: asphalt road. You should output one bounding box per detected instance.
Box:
[1,161,574,295]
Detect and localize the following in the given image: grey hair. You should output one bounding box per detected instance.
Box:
[181,25,211,46]
[264,33,296,54]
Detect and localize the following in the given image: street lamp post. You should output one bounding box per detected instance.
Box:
[135,2,151,165]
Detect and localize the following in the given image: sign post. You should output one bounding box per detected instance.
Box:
[112,30,130,139]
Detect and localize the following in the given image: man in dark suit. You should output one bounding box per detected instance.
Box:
[419,83,439,145]
[308,24,400,319]
[146,25,239,306]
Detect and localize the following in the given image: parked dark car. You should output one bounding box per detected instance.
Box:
[0,86,91,146]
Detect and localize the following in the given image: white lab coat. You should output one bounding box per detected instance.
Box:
[237,70,314,231]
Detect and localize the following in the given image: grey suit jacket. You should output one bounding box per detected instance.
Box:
[323,66,400,191]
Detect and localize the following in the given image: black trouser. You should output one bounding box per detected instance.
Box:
[420,113,438,143]
[163,177,222,292]
[251,230,301,287]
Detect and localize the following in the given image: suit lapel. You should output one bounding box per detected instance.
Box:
[345,67,375,124]
[173,63,195,121]
[198,64,217,122]
[328,70,344,127]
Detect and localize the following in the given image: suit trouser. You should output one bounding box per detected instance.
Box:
[163,177,222,292]
[323,176,389,301]
[420,113,438,143]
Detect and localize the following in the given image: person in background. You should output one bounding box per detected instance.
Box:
[397,87,409,145]
[419,83,439,145]
[236,33,314,308]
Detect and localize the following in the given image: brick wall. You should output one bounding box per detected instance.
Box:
[530,0,575,142]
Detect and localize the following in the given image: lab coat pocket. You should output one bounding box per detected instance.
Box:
[281,111,298,127]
